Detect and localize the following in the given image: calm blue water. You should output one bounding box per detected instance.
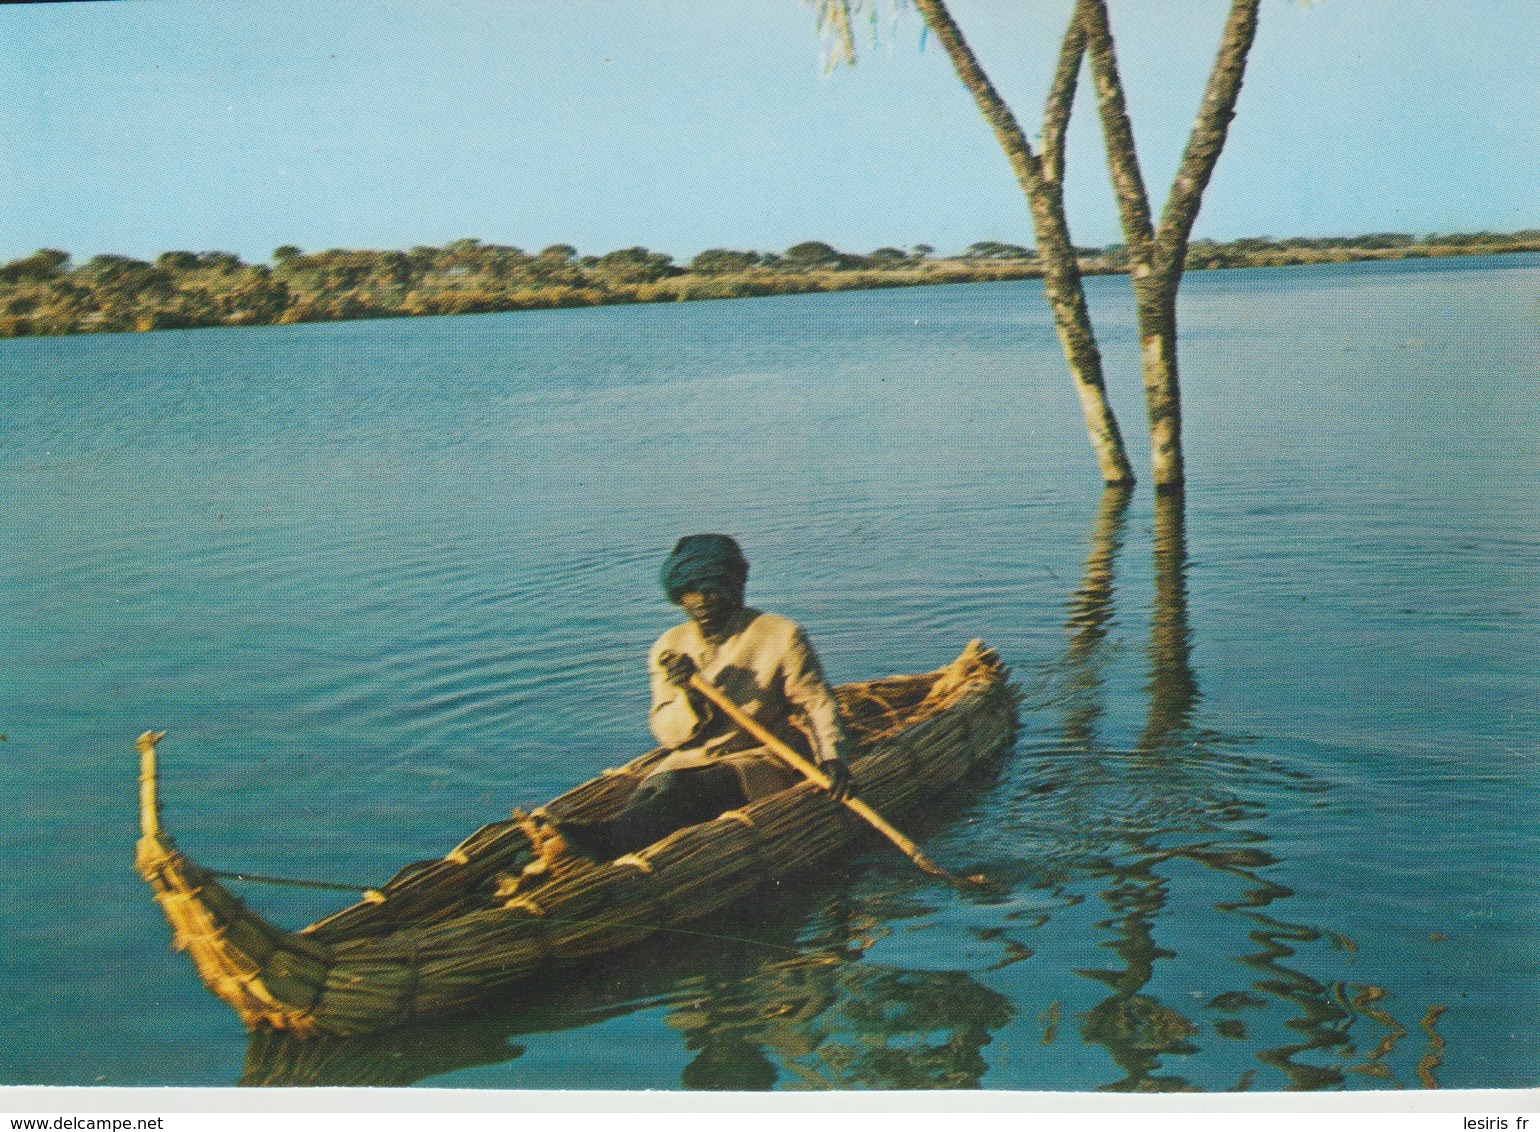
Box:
[2,255,1536,1091]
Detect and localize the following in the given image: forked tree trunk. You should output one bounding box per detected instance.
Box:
[911,0,1135,487]
[1080,0,1262,493]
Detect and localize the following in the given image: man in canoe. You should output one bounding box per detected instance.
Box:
[557,533,853,859]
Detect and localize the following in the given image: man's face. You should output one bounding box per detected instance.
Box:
[679,589,742,639]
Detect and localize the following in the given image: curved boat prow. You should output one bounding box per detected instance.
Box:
[134,730,333,1036]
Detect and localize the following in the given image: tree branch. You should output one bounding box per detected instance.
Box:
[811,0,859,70]
[1153,0,1262,277]
[1077,0,1156,263]
[910,0,1046,192]
[1040,13,1086,189]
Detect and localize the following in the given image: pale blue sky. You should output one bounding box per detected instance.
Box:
[1,0,1535,264]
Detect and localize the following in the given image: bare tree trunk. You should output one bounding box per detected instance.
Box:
[1080,0,1261,493]
[912,0,1135,487]
[1135,286,1184,491]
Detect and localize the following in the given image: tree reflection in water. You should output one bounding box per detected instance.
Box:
[1043,488,1440,1091]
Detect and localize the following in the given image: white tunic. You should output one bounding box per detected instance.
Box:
[647,607,849,800]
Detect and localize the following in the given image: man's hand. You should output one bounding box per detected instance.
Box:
[660,651,714,737]
[820,759,854,801]
[659,650,698,687]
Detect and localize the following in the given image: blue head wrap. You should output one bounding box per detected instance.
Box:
[659,534,749,603]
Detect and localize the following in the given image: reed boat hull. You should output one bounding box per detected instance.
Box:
[136,640,1018,1037]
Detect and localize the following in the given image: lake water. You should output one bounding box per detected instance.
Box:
[2,255,1536,1092]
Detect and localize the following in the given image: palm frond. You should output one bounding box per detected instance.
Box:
[808,0,913,70]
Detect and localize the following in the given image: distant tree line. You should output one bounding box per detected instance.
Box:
[1,229,1536,338]
[1181,231,1540,270]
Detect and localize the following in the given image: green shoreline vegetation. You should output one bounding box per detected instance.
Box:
[2,230,1537,339]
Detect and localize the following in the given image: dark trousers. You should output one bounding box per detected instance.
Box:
[561,763,748,860]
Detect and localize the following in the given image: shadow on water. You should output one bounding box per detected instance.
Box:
[1039,488,1443,1092]
[244,489,1444,1091]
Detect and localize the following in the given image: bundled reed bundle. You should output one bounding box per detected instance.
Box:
[305,816,536,941]
[136,640,1017,1037]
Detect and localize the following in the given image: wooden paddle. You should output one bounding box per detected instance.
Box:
[685,672,989,890]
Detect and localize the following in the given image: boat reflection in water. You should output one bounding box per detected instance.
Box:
[243,489,1444,1091]
[1040,488,1444,1092]
[662,899,1013,1090]
[242,883,1012,1088]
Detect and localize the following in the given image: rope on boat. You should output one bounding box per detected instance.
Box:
[137,732,382,898]
[209,869,378,895]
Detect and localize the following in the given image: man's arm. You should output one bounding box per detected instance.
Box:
[781,627,855,796]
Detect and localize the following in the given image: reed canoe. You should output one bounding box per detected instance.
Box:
[135,639,1017,1038]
